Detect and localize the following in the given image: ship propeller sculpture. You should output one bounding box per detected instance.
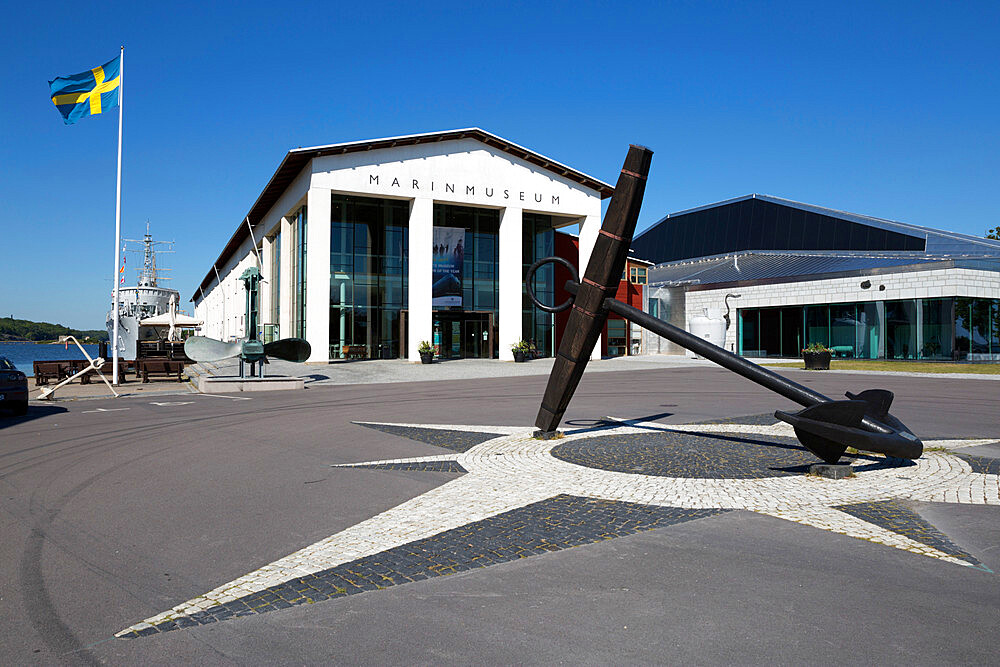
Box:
[184,267,311,377]
[527,145,923,464]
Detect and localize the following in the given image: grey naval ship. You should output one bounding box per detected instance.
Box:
[105,227,182,360]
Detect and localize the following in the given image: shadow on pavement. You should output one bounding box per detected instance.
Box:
[0,404,68,429]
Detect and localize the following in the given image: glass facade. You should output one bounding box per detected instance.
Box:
[272,195,569,361]
[269,231,280,326]
[290,207,307,338]
[330,195,409,359]
[522,212,555,358]
[956,297,1000,360]
[428,204,501,359]
[739,297,1000,360]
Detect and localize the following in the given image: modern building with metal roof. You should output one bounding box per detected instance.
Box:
[633,193,1000,262]
[637,196,1000,362]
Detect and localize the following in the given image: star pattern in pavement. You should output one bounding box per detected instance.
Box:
[117,417,999,638]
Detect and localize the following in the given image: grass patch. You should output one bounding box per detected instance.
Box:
[760,360,1000,374]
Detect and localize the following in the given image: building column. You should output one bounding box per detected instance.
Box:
[498,206,523,361]
[260,234,274,328]
[407,197,433,360]
[306,189,331,361]
[279,215,293,341]
[578,213,602,360]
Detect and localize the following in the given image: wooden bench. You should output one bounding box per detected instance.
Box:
[341,345,369,360]
[33,361,71,386]
[33,359,126,385]
[136,359,185,383]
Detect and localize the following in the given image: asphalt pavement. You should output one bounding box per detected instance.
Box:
[1,365,998,664]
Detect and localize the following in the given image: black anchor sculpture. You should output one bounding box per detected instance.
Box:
[526,144,922,464]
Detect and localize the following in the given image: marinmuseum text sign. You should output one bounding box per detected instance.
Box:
[366,173,562,206]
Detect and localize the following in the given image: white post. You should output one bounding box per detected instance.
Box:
[213,265,224,340]
[279,215,293,339]
[245,216,262,268]
[305,188,331,361]
[498,206,523,360]
[407,198,433,360]
[111,45,124,384]
[578,212,603,360]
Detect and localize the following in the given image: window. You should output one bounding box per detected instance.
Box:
[330,195,409,359]
[289,206,307,339]
[269,231,280,326]
[629,266,647,284]
[522,212,556,357]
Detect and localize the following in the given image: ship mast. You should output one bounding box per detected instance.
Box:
[124,221,173,287]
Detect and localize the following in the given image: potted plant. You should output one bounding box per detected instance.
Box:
[417,340,434,364]
[802,342,832,370]
[512,340,530,362]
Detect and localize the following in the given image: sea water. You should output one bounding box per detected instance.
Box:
[0,342,101,376]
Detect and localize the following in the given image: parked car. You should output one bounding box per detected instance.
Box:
[0,356,28,416]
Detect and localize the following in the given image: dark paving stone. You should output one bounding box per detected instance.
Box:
[956,453,1000,476]
[127,495,728,637]
[350,461,468,474]
[356,423,505,452]
[552,430,841,479]
[692,413,781,426]
[836,499,984,568]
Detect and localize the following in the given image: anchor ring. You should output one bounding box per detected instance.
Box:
[525,256,580,313]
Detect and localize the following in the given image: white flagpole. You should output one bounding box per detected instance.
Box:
[112,45,124,385]
[245,216,262,268]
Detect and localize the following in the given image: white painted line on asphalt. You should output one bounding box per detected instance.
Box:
[82,407,131,414]
[195,394,253,401]
[150,402,194,406]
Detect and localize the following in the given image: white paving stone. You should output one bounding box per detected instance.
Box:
[118,419,999,636]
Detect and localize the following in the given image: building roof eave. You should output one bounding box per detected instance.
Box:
[192,129,615,302]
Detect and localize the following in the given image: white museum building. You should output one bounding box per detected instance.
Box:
[191,129,613,362]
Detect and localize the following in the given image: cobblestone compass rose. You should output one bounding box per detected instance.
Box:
[118,417,1000,638]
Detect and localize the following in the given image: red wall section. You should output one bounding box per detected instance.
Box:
[553,231,648,357]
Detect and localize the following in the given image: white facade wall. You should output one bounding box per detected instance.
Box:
[649,267,1000,356]
[194,138,605,362]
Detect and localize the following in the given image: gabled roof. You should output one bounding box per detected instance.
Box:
[637,193,1000,256]
[193,128,614,300]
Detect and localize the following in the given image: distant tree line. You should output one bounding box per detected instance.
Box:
[988,226,1000,240]
[0,317,108,342]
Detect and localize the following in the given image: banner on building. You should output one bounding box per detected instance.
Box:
[432,227,465,307]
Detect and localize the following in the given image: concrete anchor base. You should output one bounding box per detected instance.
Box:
[809,463,854,479]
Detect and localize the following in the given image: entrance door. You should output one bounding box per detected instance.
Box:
[432,311,493,359]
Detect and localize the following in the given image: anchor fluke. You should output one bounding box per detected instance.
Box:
[775,400,866,463]
[776,396,923,462]
[845,389,894,420]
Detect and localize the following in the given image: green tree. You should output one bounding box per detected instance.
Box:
[988,226,1000,240]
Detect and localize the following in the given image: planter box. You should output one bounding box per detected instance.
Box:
[419,352,433,364]
[513,350,526,363]
[803,350,832,370]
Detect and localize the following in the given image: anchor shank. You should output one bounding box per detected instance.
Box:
[593,284,830,406]
[534,145,653,433]
[593,286,903,437]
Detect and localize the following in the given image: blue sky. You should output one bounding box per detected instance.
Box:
[2,1,998,329]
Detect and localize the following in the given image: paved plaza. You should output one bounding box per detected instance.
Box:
[2,364,999,664]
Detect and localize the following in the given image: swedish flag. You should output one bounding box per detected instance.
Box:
[49,55,120,125]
